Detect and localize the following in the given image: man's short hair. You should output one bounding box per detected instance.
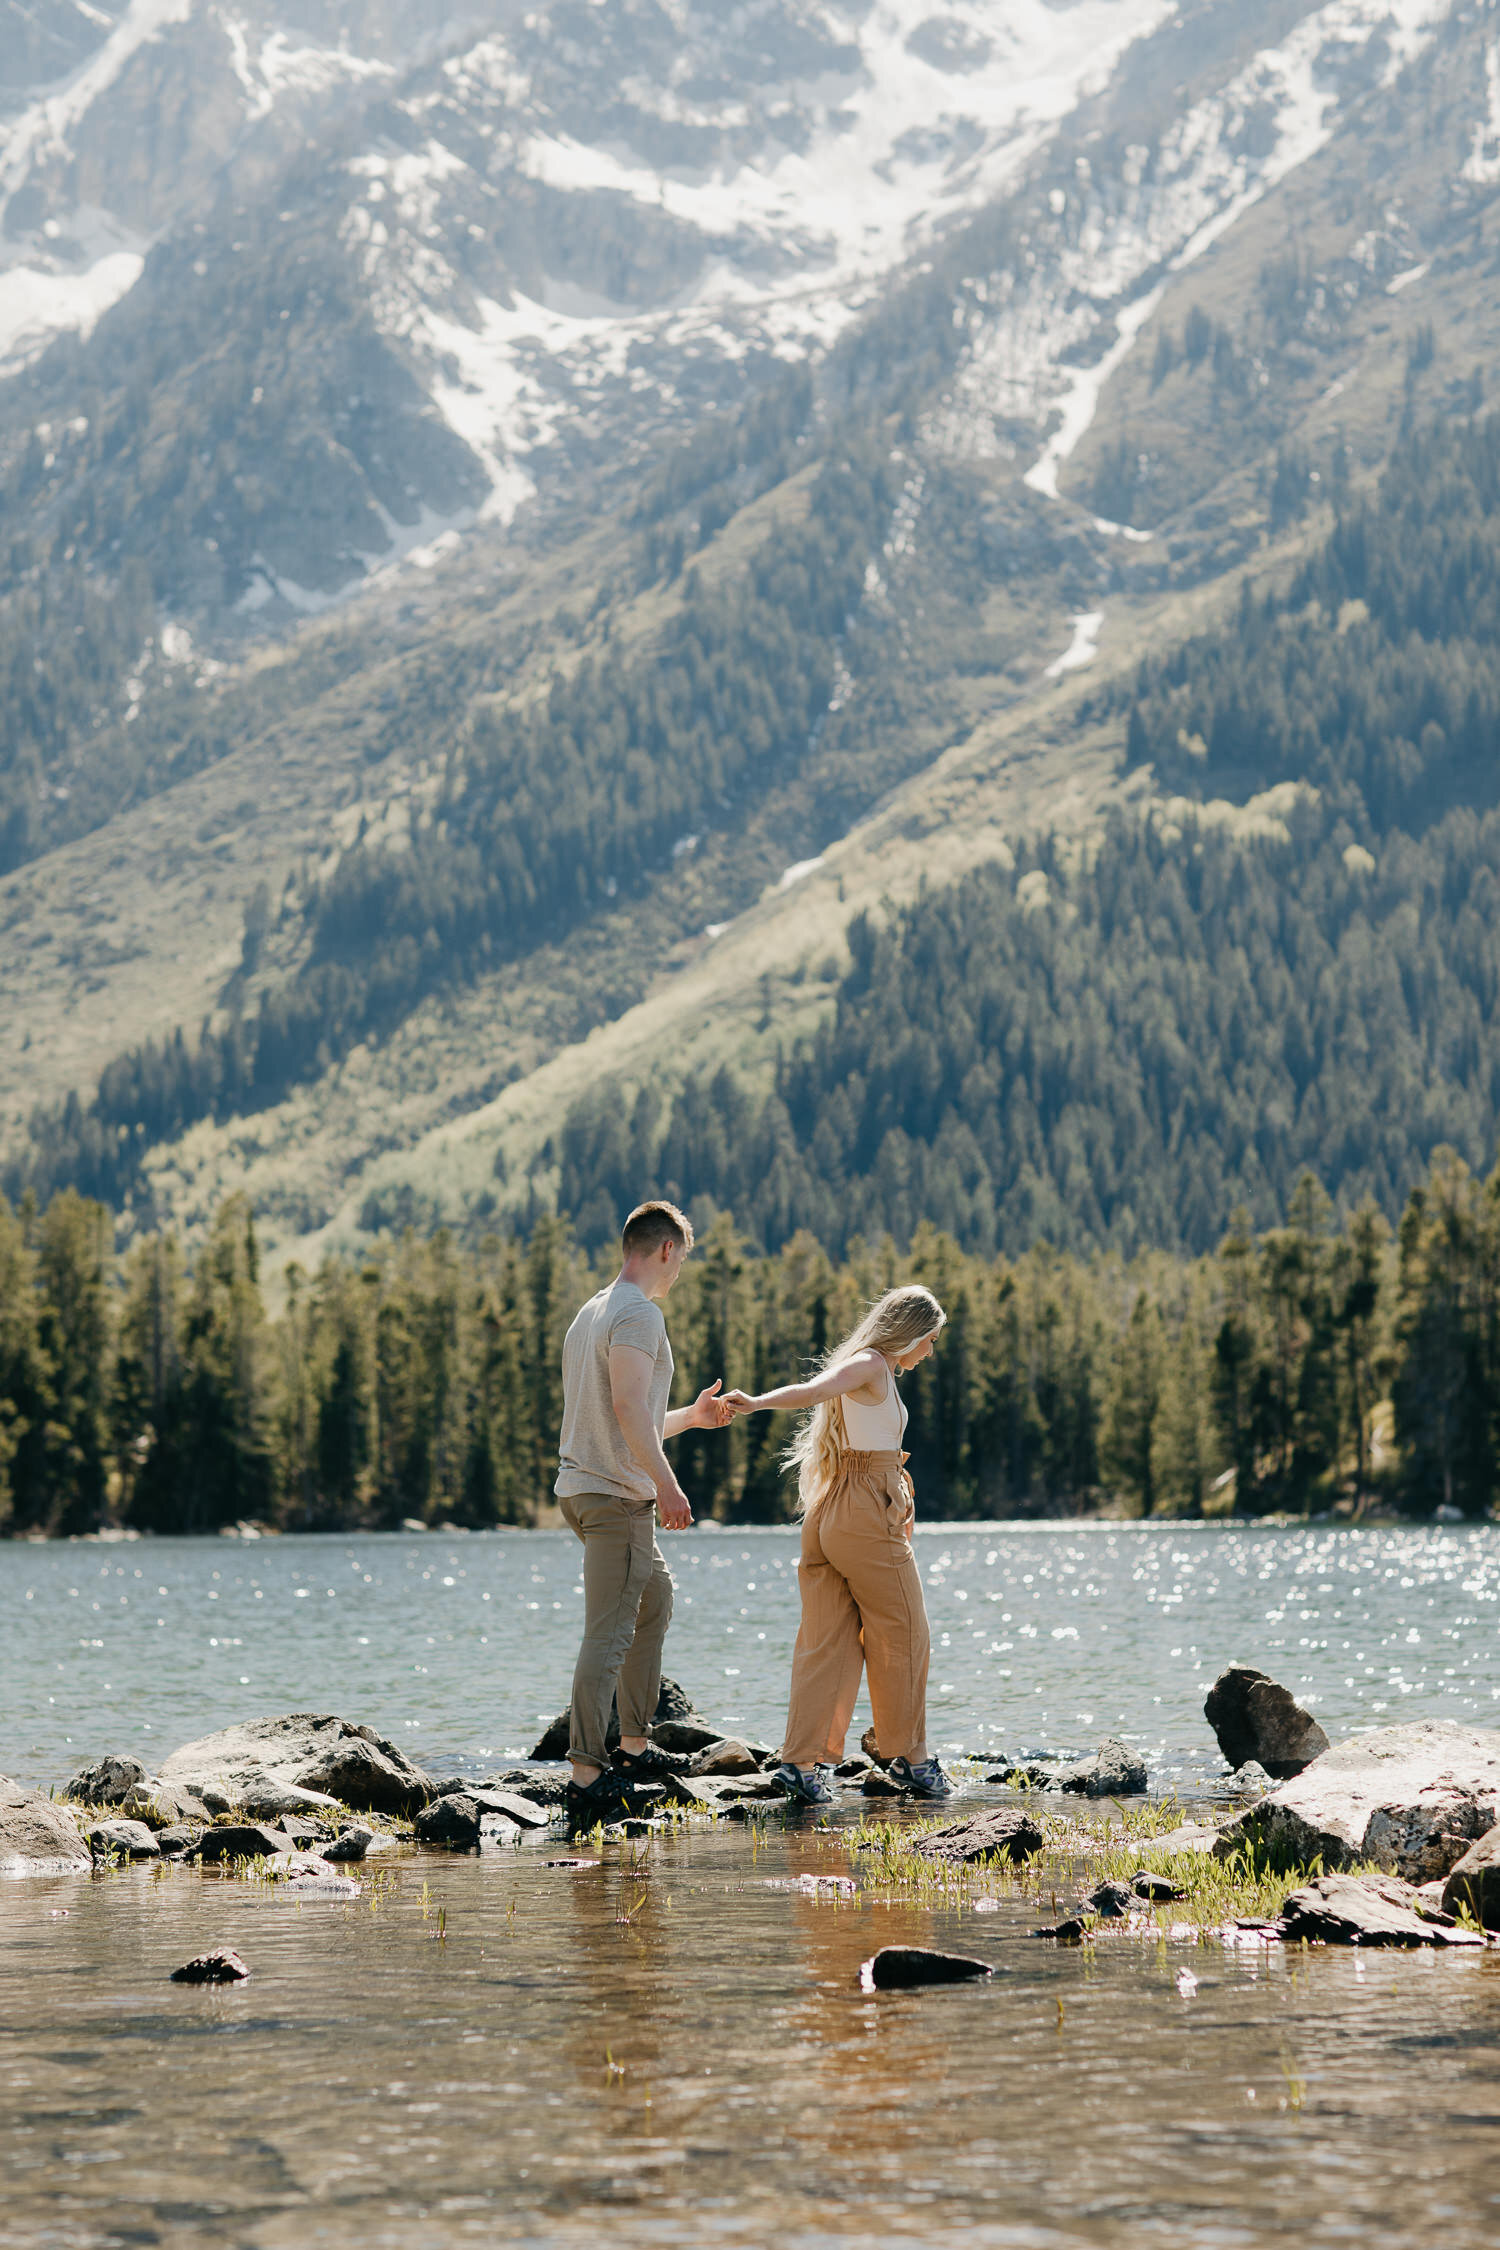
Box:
[622,1199,694,1258]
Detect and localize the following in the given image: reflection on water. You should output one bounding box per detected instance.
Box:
[2,1524,1499,1789]
[2,1811,1498,2249]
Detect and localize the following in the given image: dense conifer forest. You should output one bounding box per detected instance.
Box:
[4,1150,1498,1536]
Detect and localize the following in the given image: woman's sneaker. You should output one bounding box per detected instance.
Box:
[565,1769,634,1832]
[773,1762,836,1806]
[888,1755,952,1800]
[612,1743,691,1779]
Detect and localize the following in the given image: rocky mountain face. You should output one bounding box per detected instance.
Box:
[2,0,1499,1262]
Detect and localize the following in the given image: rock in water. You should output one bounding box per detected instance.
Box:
[529,1678,705,1761]
[1442,1828,1500,1929]
[324,1825,376,1863]
[911,1808,1045,1866]
[0,1778,92,1874]
[859,1946,993,1990]
[1204,1667,1330,1778]
[87,1818,160,1861]
[1056,1739,1148,1797]
[1277,1871,1483,1947]
[194,1823,292,1863]
[158,1713,433,1818]
[67,1754,149,1805]
[687,1739,762,1775]
[1215,1720,1500,1880]
[171,1949,250,1983]
[415,1794,483,1849]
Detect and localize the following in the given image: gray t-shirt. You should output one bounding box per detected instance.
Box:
[555,1279,674,1504]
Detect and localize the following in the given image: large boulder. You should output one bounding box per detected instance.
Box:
[1442,1828,1500,1929]
[1277,1870,1483,1947]
[158,1714,433,1818]
[529,1678,703,1761]
[1057,1738,1148,1797]
[910,1808,1045,1866]
[1204,1667,1330,1778]
[1215,1720,1500,1880]
[0,1778,92,1874]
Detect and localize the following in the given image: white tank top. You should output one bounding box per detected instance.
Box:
[840,1359,907,1452]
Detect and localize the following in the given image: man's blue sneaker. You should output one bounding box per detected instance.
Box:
[774,1762,835,1806]
[888,1755,952,1800]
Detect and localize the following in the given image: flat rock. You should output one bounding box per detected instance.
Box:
[1442,1827,1500,1930]
[194,1823,290,1863]
[529,1678,703,1760]
[87,1818,160,1861]
[171,1949,250,1983]
[859,1945,993,1990]
[712,1774,789,1801]
[1056,1738,1148,1797]
[0,1778,92,1875]
[651,1718,726,1755]
[117,1781,210,1829]
[159,1713,433,1818]
[155,1823,204,1858]
[985,1762,1060,1790]
[911,1808,1045,1866]
[1204,1667,1330,1778]
[430,1783,550,1829]
[687,1739,763,1775]
[1277,1870,1484,1947]
[1215,1720,1500,1880]
[835,1754,874,1779]
[67,1754,149,1806]
[860,1769,901,1797]
[485,1770,570,1808]
[1137,1821,1221,1858]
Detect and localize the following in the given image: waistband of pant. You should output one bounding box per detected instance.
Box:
[832,1449,908,1468]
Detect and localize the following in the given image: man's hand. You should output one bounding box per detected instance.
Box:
[692,1379,737,1429]
[657,1481,694,1531]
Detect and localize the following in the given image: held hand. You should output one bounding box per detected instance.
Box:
[692,1379,737,1430]
[721,1389,758,1416]
[657,1481,694,1531]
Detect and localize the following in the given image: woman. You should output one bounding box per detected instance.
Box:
[729,1285,950,1805]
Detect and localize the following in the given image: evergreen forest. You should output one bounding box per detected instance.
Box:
[5,1147,1500,1539]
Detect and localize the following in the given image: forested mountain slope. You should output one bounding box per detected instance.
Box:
[3,1,1500,1274]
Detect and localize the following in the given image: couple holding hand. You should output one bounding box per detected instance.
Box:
[555,1199,950,1830]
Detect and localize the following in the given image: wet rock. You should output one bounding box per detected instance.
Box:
[159,1713,433,1819]
[1032,1916,1090,1943]
[859,1945,993,1990]
[324,1825,378,1863]
[267,1854,360,1897]
[911,1808,1046,1866]
[687,1739,762,1776]
[985,1762,1059,1789]
[87,1818,160,1861]
[1214,1721,1500,1880]
[835,1754,874,1779]
[415,1794,484,1849]
[1132,1872,1187,1902]
[155,1823,204,1858]
[1204,1666,1330,1778]
[1277,1870,1484,1947]
[710,1773,788,1801]
[529,1678,704,1760]
[1442,1828,1500,1930]
[1084,1880,1136,1919]
[171,1949,250,1984]
[428,1781,550,1829]
[649,1774,719,1813]
[652,1719,726,1755]
[1056,1738,1148,1798]
[67,1754,149,1805]
[1233,1761,1274,1795]
[0,1778,92,1874]
[860,1768,901,1797]
[486,1769,570,1808]
[194,1823,290,1863]
[277,1815,337,1849]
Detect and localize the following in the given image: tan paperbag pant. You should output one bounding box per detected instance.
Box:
[559,1490,673,1769]
[780,1449,931,1767]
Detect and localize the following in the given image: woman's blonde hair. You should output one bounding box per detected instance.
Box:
[784,1285,946,1513]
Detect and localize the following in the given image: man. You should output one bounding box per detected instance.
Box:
[555,1197,734,1829]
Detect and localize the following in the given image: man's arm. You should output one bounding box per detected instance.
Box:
[609,1344,693,1529]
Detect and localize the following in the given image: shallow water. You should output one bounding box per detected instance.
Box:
[2,1808,1499,2250]
[2,1522,1498,1789]
[4,1523,1500,2248]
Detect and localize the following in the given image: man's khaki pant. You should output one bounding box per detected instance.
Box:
[781,1450,930,1767]
[559,1490,673,1769]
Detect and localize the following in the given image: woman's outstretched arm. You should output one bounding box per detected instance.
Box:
[726,1349,886,1416]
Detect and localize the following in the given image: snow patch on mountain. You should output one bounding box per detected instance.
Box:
[1462,40,1500,185]
[222,17,395,121]
[0,247,144,372]
[0,0,194,209]
[934,0,1455,506]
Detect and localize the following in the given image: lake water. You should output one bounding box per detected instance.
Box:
[3,1524,1499,2250]
[2,1522,1498,1789]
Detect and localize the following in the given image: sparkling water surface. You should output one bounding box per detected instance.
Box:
[2,1521,1498,1786]
[3,1524,1499,2250]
